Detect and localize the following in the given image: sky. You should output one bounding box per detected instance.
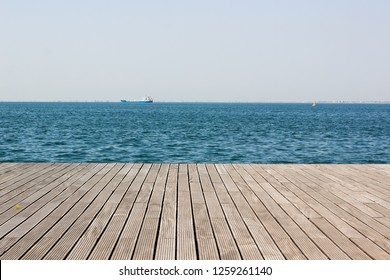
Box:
[1,0,389,102]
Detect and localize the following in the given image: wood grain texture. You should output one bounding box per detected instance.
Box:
[0,163,389,260]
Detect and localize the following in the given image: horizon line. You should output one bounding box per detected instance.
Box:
[1,100,390,104]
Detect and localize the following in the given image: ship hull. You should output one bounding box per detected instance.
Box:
[121,100,153,103]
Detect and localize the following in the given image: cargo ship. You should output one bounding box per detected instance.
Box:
[121,96,153,103]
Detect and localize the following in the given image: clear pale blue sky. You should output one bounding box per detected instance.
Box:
[1,0,389,102]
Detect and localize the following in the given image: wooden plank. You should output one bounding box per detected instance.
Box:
[348,165,390,188]
[0,163,61,202]
[0,163,389,260]
[66,164,135,259]
[229,166,308,259]
[131,164,168,260]
[0,163,103,258]
[319,165,390,203]
[132,217,160,260]
[0,164,80,225]
[291,166,390,239]
[19,163,117,259]
[88,164,149,260]
[265,165,365,239]
[227,167,303,260]
[155,164,178,259]
[0,163,54,191]
[283,166,390,253]
[188,164,219,260]
[366,203,390,220]
[110,164,159,260]
[363,194,390,212]
[376,217,390,228]
[201,164,241,260]
[253,165,369,259]
[297,165,384,217]
[0,164,83,236]
[351,238,390,260]
[232,164,327,260]
[175,164,197,260]
[310,218,371,259]
[0,163,26,179]
[0,163,15,171]
[0,163,50,187]
[220,177,266,259]
[42,164,126,259]
[206,164,231,204]
[269,165,390,257]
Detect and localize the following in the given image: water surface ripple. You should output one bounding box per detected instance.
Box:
[1,102,389,163]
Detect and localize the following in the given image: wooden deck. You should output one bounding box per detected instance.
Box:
[0,163,390,260]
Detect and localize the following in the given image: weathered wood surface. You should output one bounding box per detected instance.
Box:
[1,163,389,260]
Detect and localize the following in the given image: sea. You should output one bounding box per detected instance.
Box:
[0,102,389,163]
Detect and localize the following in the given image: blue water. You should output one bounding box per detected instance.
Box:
[0,102,389,163]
